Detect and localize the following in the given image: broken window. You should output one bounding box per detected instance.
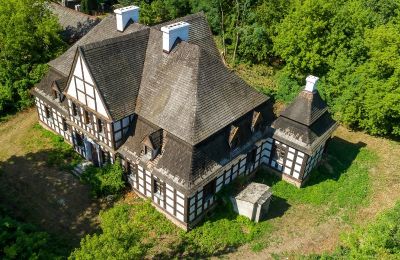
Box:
[228,125,240,149]
[84,110,91,124]
[153,178,163,197]
[75,133,84,147]
[251,111,263,133]
[62,118,68,131]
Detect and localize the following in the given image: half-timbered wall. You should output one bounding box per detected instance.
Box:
[304,142,325,178]
[66,53,109,119]
[187,138,268,224]
[70,125,112,163]
[126,162,186,223]
[268,140,308,181]
[67,100,113,148]
[35,97,72,144]
[113,115,134,148]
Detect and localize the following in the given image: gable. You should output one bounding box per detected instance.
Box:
[65,50,110,119]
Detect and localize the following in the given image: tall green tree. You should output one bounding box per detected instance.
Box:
[0,0,64,115]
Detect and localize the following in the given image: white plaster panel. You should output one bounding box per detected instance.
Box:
[81,58,94,85]
[176,196,185,206]
[166,189,174,199]
[176,191,184,198]
[293,171,300,179]
[86,84,94,98]
[176,212,184,222]
[166,183,173,191]
[166,205,174,214]
[176,204,184,214]
[287,152,294,160]
[189,213,195,221]
[284,167,291,174]
[166,197,174,206]
[94,89,109,119]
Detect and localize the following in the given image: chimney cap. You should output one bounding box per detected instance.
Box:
[161,21,190,33]
[305,75,319,92]
[114,5,139,15]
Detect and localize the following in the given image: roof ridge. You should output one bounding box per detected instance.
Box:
[79,27,150,52]
[49,2,98,19]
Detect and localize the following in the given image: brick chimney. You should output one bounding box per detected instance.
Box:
[161,22,190,53]
[305,75,319,92]
[114,6,139,32]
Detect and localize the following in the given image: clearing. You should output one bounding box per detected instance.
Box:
[0,108,107,250]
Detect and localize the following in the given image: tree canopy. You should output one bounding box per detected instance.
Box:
[0,0,64,115]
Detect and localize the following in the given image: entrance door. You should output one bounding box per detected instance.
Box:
[246,148,257,173]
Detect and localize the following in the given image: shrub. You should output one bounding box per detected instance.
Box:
[81,159,125,197]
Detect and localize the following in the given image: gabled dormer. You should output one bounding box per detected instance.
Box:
[251,111,263,133]
[228,125,240,150]
[64,49,111,120]
[141,129,163,160]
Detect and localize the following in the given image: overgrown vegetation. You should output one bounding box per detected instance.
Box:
[309,201,400,259]
[81,159,125,197]
[0,207,67,259]
[32,123,82,170]
[70,193,273,258]
[0,0,65,116]
[255,138,377,219]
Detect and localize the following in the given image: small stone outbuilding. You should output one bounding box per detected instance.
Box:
[231,183,272,222]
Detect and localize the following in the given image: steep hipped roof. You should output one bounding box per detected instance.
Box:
[281,90,328,126]
[272,90,337,154]
[135,28,268,145]
[49,2,99,43]
[79,30,150,121]
[49,14,148,76]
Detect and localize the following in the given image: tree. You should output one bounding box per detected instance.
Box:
[0,0,64,115]
[81,0,98,14]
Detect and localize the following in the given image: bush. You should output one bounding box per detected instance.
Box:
[81,159,125,197]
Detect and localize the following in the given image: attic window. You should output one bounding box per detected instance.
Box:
[228,125,240,149]
[141,130,163,160]
[251,111,263,133]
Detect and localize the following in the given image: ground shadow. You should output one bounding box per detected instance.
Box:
[303,136,366,187]
[0,149,110,252]
[265,195,290,220]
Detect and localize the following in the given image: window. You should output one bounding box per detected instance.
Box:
[272,146,285,165]
[97,118,103,133]
[153,179,163,197]
[44,106,51,119]
[84,110,91,124]
[75,133,84,147]
[203,179,216,202]
[72,103,78,116]
[62,118,68,131]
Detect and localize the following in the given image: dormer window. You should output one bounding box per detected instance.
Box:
[251,111,263,133]
[141,129,163,160]
[228,125,240,149]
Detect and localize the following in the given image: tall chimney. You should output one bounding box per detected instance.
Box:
[305,75,319,92]
[114,6,140,32]
[161,22,190,53]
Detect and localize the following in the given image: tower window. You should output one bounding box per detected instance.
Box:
[72,103,78,116]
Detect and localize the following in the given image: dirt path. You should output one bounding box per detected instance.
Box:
[225,127,400,259]
[0,108,105,248]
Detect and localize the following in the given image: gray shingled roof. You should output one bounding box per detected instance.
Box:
[49,15,148,76]
[49,2,99,43]
[272,90,338,154]
[135,28,268,145]
[281,90,328,126]
[79,30,150,121]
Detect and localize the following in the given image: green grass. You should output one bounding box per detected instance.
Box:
[30,123,82,170]
[255,138,377,220]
